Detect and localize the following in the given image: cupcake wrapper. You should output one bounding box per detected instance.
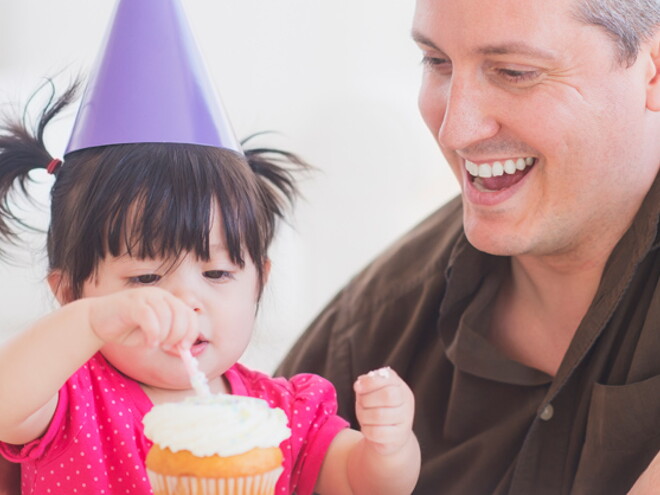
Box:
[147,466,283,495]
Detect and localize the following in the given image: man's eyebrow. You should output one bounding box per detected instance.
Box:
[411,30,558,61]
[411,30,441,51]
[477,42,558,60]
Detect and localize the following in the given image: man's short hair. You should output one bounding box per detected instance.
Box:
[574,0,660,66]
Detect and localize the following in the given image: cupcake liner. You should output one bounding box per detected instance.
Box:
[147,466,283,495]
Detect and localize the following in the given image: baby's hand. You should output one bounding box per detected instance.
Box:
[88,287,198,351]
[353,367,415,456]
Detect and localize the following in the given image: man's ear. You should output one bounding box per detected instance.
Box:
[646,29,660,111]
[47,270,74,305]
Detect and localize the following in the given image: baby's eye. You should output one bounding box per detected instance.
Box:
[130,274,161,285]
[204,270,233,281]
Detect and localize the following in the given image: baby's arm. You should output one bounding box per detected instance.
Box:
[628,450,660,495]
[0,287,197,446]
[316,367,421,495]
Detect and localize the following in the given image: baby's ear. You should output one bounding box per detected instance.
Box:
[262,258,272,285]
[47,270,75,305]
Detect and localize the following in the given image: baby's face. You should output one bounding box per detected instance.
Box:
[81,213,262,393]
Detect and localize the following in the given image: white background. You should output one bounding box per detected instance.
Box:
[0,1,459,373]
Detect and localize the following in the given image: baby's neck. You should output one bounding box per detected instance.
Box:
[141,375,229,405]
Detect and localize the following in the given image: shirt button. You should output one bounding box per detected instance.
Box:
[539,403,554,421]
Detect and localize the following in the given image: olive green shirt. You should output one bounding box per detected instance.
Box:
[277,174,660,494]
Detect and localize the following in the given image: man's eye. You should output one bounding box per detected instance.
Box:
[421,55,451,69]
[130,274,161,285]
[496,67,541,83]
[204,270,232,281]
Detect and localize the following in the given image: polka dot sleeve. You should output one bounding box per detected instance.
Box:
[0,354,153,494]
[0,368,86,462]
[225,364,350,495]
[284,373,349,495]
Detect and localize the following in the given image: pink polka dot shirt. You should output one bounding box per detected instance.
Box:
[0,353,348,494]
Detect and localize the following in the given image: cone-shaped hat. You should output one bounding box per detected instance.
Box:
[65,0,241,156]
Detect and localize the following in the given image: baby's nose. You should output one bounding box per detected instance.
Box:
[170,287,202,313]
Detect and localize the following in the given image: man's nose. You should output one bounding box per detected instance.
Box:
[437,75,500,151]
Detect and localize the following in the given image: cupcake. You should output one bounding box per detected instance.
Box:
[143,394,291,495]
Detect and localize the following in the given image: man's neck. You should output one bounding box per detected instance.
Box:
[512,252,605,325]
[489,248,610,376]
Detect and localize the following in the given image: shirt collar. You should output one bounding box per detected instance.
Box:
[438,171,659,386]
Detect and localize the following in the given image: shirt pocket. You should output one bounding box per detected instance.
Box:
[572,375,660,494]
[585,375,660,451]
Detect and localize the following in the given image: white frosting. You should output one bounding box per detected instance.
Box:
[143,395,291,457]
[179,348,211,397]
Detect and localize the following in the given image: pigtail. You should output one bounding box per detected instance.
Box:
[0,79,79,254]
[242,136,311,223]
[240,137,312,269]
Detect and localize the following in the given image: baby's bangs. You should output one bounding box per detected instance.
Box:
[105,187,212,262]
[99,144,249,268]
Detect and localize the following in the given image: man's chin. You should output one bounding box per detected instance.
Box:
[464,229,527,258]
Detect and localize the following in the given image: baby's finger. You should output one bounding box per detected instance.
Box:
[128,295,168,347]
[357,382,406,409]
[354,366,401,393]
[360,424,409,454]
[159,296,196,350]
[147,293,176,348]
[356,403,405,427]
[175,301,198,350]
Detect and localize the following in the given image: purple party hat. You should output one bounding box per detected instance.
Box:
[65,0,241,155]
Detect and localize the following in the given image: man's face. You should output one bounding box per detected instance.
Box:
[413,0,659,260]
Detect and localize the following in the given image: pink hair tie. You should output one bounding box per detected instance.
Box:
[46,158,62,174]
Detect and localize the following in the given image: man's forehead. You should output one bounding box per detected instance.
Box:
[412,29,560,62]
[411,0,577,59]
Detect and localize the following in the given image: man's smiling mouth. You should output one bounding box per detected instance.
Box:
[466,157,536,192]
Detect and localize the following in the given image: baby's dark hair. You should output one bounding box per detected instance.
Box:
[0,82,309,299]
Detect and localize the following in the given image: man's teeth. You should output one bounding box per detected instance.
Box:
[465,157,535,178]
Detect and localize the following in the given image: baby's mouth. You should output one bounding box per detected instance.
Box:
[466,157,536,192]
[189,337,209,357]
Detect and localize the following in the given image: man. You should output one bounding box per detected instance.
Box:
[277,0,660,493]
